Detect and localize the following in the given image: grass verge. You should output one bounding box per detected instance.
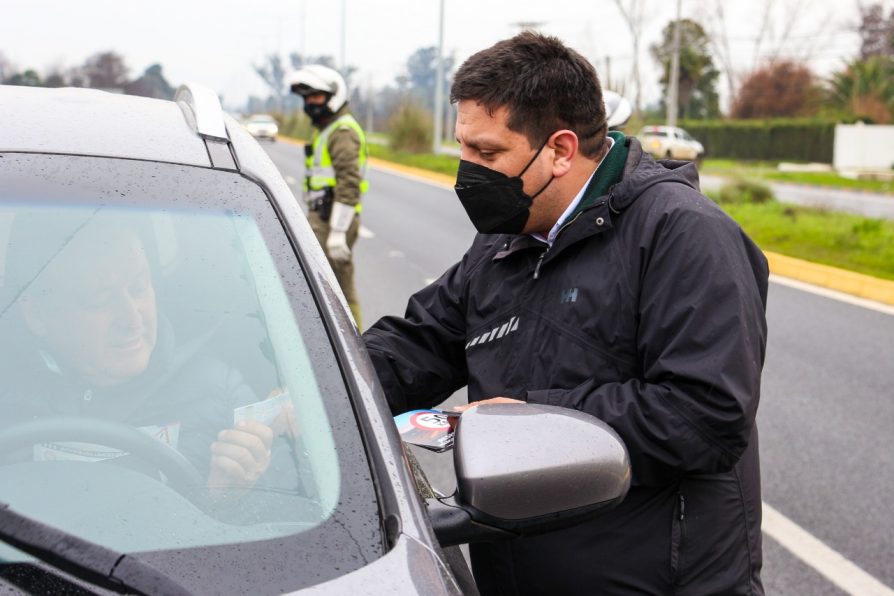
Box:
[701,159,894,195]
[368,144,459,177]
[707,185,894,281]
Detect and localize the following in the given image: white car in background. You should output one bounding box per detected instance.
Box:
[639,125,704,161]
[242,114,279,141]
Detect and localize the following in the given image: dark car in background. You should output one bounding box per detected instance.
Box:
[0,84,630,595]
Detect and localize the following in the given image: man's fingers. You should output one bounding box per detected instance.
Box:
[219,423,273,457]
[211,440,263,472]
[240,420,275,447]
[209,455,247,483]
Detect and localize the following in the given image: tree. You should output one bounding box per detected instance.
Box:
[702,0,738,103]
[650,19,721,119]
[82,51,129,90]
[730,60,819,119]
[858,3,894,60]
[124,64,175,99]
[254,53,287,110]
[403,46,453,111]
[827,56,894,123]
[0,52,14,83]
[613,0,650,115]
[3,69,42,87]
[43,71,66,88]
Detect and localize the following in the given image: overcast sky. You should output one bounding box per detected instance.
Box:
[3,0,892,111]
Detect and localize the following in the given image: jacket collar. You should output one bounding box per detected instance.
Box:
[492,137,701,265]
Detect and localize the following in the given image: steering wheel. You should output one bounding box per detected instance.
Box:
[0,417,204,496]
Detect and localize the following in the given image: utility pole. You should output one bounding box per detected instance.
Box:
[365,74,374,133]
[666,0,682,127]
[340,0,347,72]
[433,0,445,154]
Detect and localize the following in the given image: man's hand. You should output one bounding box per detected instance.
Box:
[326,230,351,263]
[451,397,523,413]
[208,420,273,494]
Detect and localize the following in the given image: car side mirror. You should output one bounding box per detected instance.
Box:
[428,403,630,547]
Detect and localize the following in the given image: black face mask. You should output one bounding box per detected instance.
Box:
[303,102,334,125]
[454,139,554,234]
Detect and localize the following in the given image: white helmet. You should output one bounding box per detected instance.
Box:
[288,64,348,113]
[603,90,633,130]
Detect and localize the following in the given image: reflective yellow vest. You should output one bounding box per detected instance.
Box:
[304,114,369,211]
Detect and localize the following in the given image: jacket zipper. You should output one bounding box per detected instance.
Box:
[533,249,548,280]
[531,209,587,280]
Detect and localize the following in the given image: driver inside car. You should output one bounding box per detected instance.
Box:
[0,210,286,497]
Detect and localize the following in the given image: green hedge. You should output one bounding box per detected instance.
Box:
[676,119,836,162]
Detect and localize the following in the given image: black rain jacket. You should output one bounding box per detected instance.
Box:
[364,137,768,595]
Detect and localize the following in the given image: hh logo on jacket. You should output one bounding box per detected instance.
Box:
[561,287,579,303]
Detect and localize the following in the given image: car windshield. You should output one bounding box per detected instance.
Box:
[0,154,382,592]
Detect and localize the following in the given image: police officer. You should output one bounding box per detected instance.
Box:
[289,65,368,327]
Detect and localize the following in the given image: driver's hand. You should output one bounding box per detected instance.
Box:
[208,420,273,494]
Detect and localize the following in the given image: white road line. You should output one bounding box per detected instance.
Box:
[769,274,894,316]
[763,502,894,595]
[358,225,375,239]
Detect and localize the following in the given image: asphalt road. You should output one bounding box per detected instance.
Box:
[262,139,894,595]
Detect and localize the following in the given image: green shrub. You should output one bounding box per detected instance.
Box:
[276,111,314,140]
[676,119,836,162]
[713,179,775,205]
[388,102,432,153]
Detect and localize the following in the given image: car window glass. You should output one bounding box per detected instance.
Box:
[0,153,382,592]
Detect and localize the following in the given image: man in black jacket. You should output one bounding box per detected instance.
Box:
[363,32,768,595]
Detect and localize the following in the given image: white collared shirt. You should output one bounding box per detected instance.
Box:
[531,136,615,247]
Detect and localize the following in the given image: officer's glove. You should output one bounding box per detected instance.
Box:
[326,201,355,263]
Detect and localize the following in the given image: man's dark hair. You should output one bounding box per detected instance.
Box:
[450,31,607,159]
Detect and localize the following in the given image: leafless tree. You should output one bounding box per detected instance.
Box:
[0,52,13,83]
[254,54,286,108]
[612,0,649,115]
[82,51,129,90]
[701,0,836,113]
[858,2,894,59]
[700,0,739,102]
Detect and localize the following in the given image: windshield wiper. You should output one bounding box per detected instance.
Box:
[0,501,192,596]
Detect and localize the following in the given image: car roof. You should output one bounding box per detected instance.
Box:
[0,85,211,166]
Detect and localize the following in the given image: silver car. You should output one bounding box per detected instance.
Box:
[0,84,629,595]
[242,113,279,142]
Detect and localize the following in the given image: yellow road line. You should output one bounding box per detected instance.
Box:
[766,252,894,307]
